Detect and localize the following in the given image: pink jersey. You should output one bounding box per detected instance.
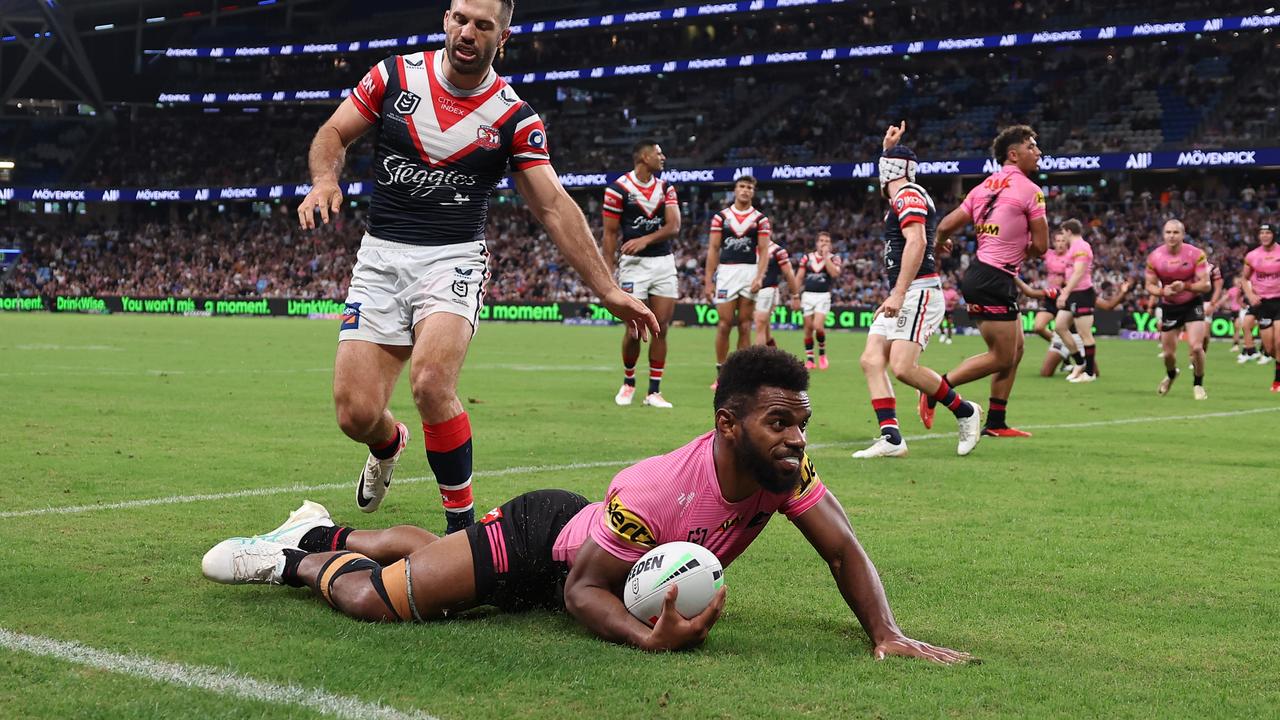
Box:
[1066,238,1094,291]
[1245,244,1280,299]
[1041,247,1071,287]
[943,287,959,311]
[552,431,827,568]
[1226,286,1242,313]
[960,166,1047,275]
[1146,242,1207,306]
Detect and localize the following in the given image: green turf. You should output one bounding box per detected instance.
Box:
[0,314,1276,719]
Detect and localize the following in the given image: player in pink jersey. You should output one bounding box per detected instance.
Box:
[296,0,657,534]
[203,347,972,663]
[1226,276,1247,354]
[1055,220,1099,383]
[1199,255,1225,357]
[940,285,960,344]
[927,125,1048,438]
[1144,219,1211,399]
[1241,223,1280,391]
[1030,229,1070,351]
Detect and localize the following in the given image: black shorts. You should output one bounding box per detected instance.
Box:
[1246,298,1280,327]
[1038,295,1058,315]
[1062,288,1096,317]
[466,489,591,612]
[962,261,1019,321]
[1159,300,1205,331]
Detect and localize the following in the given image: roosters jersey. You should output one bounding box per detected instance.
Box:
[711,206,771,265]
[1202,262,1222,303]
[551,431,827,568]
[760,241,791,289]
[349,50,550,246]
[882,182,939,288]
[602,172,679,258]
[800,252,837,293]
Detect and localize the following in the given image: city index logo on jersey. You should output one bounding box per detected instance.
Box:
[340,302,361,330]
[606,495,657,547]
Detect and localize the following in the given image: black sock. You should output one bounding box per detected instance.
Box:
[986,397,1007,429]
[281,548,307,588]
[1167,368,1178,381]
[446,510,474,534]
[1274,362,1280,383]
[1072,351,1086,366]
[368,426,402,460]
[1194,374,1204,386]
[1084,345,1097,375]
[300,525,353,553]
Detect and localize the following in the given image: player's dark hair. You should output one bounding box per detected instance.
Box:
[991,125,1036,163]
[632,139,659,162]
[1060,219,1084,236]
[714,346,809,415]
[735,175,757,187]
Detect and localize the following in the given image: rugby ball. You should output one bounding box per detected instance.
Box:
[623,542,724,627]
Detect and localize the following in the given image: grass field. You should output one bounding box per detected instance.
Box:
[1,313,1276,720]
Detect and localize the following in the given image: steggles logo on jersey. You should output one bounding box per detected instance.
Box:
[394,90,421,115]
[378,154,479,198]
[475,125,501,150]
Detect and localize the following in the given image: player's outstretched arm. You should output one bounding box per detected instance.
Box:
[514,165,659,340]
[297,101,373,230]
[1096,278,1135,311]
[564,538,725,651]
[793,492,975,665]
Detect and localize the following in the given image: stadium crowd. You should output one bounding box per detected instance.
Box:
[5,181,1276,316]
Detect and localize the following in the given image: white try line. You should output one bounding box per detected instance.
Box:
[0,628,438,720]
[2,406,1276,521]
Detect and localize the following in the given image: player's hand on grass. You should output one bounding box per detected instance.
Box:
[876,291,905,318]
[883,121,906,151]
[642,584,727,652]
[601,287,659,341]
[874,634,976,665]
[297,181,344,230]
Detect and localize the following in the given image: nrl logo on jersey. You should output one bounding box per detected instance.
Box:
[394,90,421,115]
[475,125,501,150]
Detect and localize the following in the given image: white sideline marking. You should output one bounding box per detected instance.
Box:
[2,406,1276,521]
[0,628,438,720]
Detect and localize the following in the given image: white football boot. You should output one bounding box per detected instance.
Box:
[1193,385,1208,401]
[614,384,636,406]
[253,500,333,550]
[202,537,288,585]
[356,422,407,513]
[956,402,983,457]
[643,392,673,408]
[852,437,909,459]
[1157,369,1179,396]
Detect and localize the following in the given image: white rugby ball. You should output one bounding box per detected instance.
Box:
[623,541,724,627]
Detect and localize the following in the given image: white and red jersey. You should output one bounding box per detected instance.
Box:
[711,206,771,265]
[603,172,679,257]
[760,241,791,289]
[882,182,939,288]
[348,51,549,246]
[552,431,827,568]
[800,252,839,293]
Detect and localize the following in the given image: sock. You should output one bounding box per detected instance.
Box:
[1193,374,1204,386]
[1167,368,1178,381]
[1085,344,1097,376]
[368,426,402,460]
[623,349,639,387]
[1072,351,1086,367]
[1245,347,1257,356]
[1274,362,1280,383]
[816,330,827,355]
[928,373,949,409]
[281,548,307,588]
[300,525,354,553]
[871,398,902,444]
[986,397,1007,429]
[804,340,815,361]
[647,361,664,395]
[424,413,473,533]
[931,379,974,418]
[766,337,776,347]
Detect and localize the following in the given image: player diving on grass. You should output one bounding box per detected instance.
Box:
[295,0,658,534]
[203,346,972,663]
[852,122,981,459]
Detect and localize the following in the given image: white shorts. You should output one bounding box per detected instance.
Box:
[714,263,757,303]
[754,286,779,313]
[868,286,945,347]
[801,291,832,316]
[618,254,677,300]
[340,234,489,346]
[1238,307,1248,323]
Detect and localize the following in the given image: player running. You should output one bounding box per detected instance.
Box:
[202,346,973,663]
[852,123,981,459]
[751,238,801,348]
[706,176,771,385]
[604,140,681,409]
[296,0,658,534]
[1144,219,1211,399]
[925,125,1049,437]
[795,232,842,369]
[1054,220,1099,383]
[1241,222,1280,391]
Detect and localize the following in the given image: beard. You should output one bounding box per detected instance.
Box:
[445,36,495,76]
[734,426,801,495]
